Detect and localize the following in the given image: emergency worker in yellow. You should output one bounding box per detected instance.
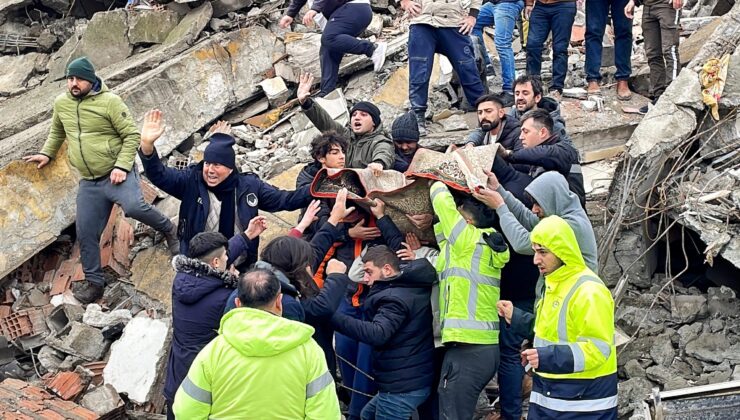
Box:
[173,268,341,419]
[519,215,617,419]
[430,181,510,420]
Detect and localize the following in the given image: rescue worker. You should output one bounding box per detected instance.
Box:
[430,181,510,419]
[173,268,342,419]
[499,215,617,419]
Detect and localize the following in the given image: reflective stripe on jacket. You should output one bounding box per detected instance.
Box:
[528,216,617,416]
[173,307,341,419]
[430,181,509,345]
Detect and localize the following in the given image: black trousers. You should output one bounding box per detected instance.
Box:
[438,343,500,420]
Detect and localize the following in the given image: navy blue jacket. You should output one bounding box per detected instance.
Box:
[163,256,238,402]
[139,147,312,264]
[392,148,418,173]
[286,0,347,18]
[332,258,437,393]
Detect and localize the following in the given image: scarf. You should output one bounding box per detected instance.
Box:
[207,171,238,239]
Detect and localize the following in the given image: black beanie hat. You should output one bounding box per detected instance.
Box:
[350,101,381,128]
[66,57,97,84]
[391,111,420,142]
[203,133,236,169]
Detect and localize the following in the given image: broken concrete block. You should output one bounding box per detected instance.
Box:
[47,321,106,361]
[46,303,84,336]
[259,76,290,107]
[82,304,132,328]
[685,333,731,364]
[128,247,176,312]
[163,2,213,47]
[0,53,47,96]
[37,345,66,373]
[80,384,124,417]
[362,14,383,38]
[439,114,469,132]
[103,316,170,405]
[670,295,708,323]
[128,10,180,45]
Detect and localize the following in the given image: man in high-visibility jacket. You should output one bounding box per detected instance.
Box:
[173,268,341,419]
[500,215,617,419]
[430,181,510,419]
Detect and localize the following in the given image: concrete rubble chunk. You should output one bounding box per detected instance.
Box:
[82,303,132,328]
[164,2,213,47]
[438,114,470,132]
[103,316,170,405]
[128,247,176,312]
[128,9,181,45]
[39,0,69,15]
[0,0,31,15]
[0,53,47,96]
[47,321,107,361]
[685,332,731,363]
[649,334,676,367]
[80,384,124,417]
[671,295,708,323]
[720,46,740,108]
[211,0,253,17]
[46,303,84,336]
[259,76,290,107]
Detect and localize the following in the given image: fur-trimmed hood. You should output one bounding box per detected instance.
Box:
[172,255,239,305]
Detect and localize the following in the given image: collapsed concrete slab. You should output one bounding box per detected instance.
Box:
[128,247,176,312]
[103,316,170,405]
[0,53,47,96]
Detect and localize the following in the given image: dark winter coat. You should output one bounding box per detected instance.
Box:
[163,256,238,402]
[286,0,347,19]
[139,148,312,264]
[464,114,523,151]
[332,258,437,393]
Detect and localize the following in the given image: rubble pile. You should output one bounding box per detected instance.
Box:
[0,0,738,417]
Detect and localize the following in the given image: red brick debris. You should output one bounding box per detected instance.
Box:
[0,378,98,419]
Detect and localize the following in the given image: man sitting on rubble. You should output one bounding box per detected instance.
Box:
[297,73,395,174]
[137,109,312,268]
[498,216,617,419]
[430,180,510,419]
[494,109,586,206]
[23,57,179,304]
[332,245,437,419]
[173,268,342,419]
[164,227,264,420]
[463,93,522,151]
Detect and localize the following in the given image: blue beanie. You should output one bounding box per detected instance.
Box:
[391,111,419,142]
[204,133,236,169]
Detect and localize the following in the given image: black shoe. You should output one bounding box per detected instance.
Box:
[638,105,649,115]
[73,282,104,304]
[415,112,428,137]
[499,91,515,107]
[163,223,180,256]
[485,64,496,77]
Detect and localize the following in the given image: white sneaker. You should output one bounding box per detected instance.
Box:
[371,42,387,72]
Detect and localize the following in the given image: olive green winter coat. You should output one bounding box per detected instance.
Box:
[40,80,140,180]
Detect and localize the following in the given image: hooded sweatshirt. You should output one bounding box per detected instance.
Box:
[494,171,598,272]
[173,307,341,419]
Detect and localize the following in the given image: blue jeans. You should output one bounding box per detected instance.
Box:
[360,387,431,420]
[335,301,377,419]
[525,1,576,92]
[77,167,172,286]
[585,0,633,81]
[408,24,485,113]
[498,299,535,420]
[320,3,374,95]
[472,1,524,91]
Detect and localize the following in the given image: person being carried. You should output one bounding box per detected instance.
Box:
[390,110,423,173]
[137,109,312,267]
[430,181,510,419]
[297,73,395,174]
[498,216,617,419]
[23,57,179,304]
[173,268,342,419]
[332,245,437,420]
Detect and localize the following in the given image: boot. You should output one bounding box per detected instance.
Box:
[616,79,632,101]
[415,111,427,137]
[73,281,104,304]
[163,223,180,256]
[587,80,601,95]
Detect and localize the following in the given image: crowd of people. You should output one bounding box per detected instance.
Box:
[21,0,688,416]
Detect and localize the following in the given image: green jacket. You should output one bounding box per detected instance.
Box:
[40,80,140,179]
[302,98,395,170]
[529,216,616,381]
[173,307,341,420]
[431,182,509,345]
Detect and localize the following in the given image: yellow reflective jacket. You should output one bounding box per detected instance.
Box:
[173,307,341,420]
[431,182,509,345]
[528,216,617,415]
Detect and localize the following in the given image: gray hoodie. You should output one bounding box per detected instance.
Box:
[494,171,598,272]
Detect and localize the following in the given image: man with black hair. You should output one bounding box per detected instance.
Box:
[464,93,522,151]
[332,245,437,419]
[297,131,349,189]
[163,226,263,420]
[174,268,341,419]
[429,181,510,419]
[138,109,312,266]
[297,73,394,172]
